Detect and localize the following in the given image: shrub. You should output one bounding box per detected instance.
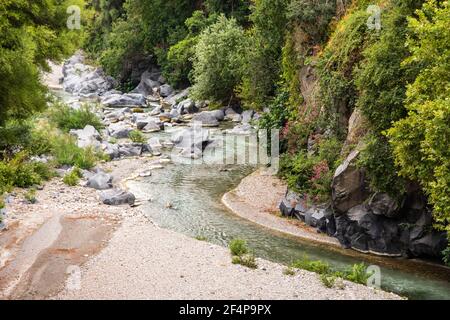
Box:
[279,137,342,203]
[229,239,249,257]
[51,136,100,170]
[344,263,371,285]
[24,188,37,204]
[283,267,296,276]
[49,102,103,132]
[191,15,247,104]
[291,257,331,274]
[238,254,258,269]
[0,152,53,193]
[320,273,336,288]
[128,130,146,144]
[63,167,82,186]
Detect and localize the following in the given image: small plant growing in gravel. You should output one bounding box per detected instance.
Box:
[195,235,207,241]
[291,257,331,274]
[229,238,249,256]
[63,167,82,186]
[283,267,296,276]
[229,238,257,269]
[109,137,118,144]
[129,130,146,144]
[344,263,371,285]
[320,274,336,288]
[238,254,258,269]
[24,188,37,204]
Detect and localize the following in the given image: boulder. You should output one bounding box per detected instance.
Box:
[131,70,161,96]
[101,93,146,107]
[171,126,212,158]
[159,84,174,97]
[242,110,254,124]
[119,143,143,157]
[332,150,370,214]
[279,190,302,218]
[176,99,198,115]
[69,125,102,149]
[304,207,328,231]
[100,189,135,206]
[150,106,162,116]
[108,123,133,139]
[192,111,220,127]
[164,88,190,106]
[102,142,120,160]
[147,137,163,155]
[226,123,253,135]
[368,192,400,218]
[87,172,113,190]
[142,120,162,133]
[63,54,116,96]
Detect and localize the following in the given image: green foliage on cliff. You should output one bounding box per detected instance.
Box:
[388,0,450,235]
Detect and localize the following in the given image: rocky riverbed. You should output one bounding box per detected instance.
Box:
[0,53,407,300]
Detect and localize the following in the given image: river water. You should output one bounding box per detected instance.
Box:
[53,89,450,300]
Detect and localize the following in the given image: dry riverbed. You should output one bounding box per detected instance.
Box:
[0,157,402,300]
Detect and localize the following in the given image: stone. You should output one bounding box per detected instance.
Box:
[108,123,133,139]
[101,93,146,107]
[241,110,254,124]
[192,112,220,127]
[102,142,120,160]
[171,126,212,158]
[176,99,198,115]
[142,120,162,133]
[279,199,295,217]
[119,144,143,157]
[0,208,7,230]
[163,88,190,106]
[369,192,400,218]
[159,84,174,97]
[100,189,135,206]
[148,137,163,154]
[304,207,327,231]
[150,106,162,116]
[69,125,102,149]
[87,172,113,190]
[131,70,161,96]
[279,190,302,218]
[332,150,370,214]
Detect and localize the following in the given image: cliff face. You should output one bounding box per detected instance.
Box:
[277,1,448,260]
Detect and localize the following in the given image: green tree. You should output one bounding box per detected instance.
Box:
[238,0,288,110]
[191,15,247,104]
[0,0,86,125]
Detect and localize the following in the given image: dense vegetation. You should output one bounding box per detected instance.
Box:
[0,0,448,263]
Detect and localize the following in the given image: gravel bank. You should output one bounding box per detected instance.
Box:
[56,215,401,300]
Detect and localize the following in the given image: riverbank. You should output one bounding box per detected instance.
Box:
[0,159,401,300]
[222,168,340,247]
[222,168,450,281]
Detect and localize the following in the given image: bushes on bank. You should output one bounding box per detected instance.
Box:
[49,102,104,132]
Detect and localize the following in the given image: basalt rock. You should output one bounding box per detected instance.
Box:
[332,150,370,214]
